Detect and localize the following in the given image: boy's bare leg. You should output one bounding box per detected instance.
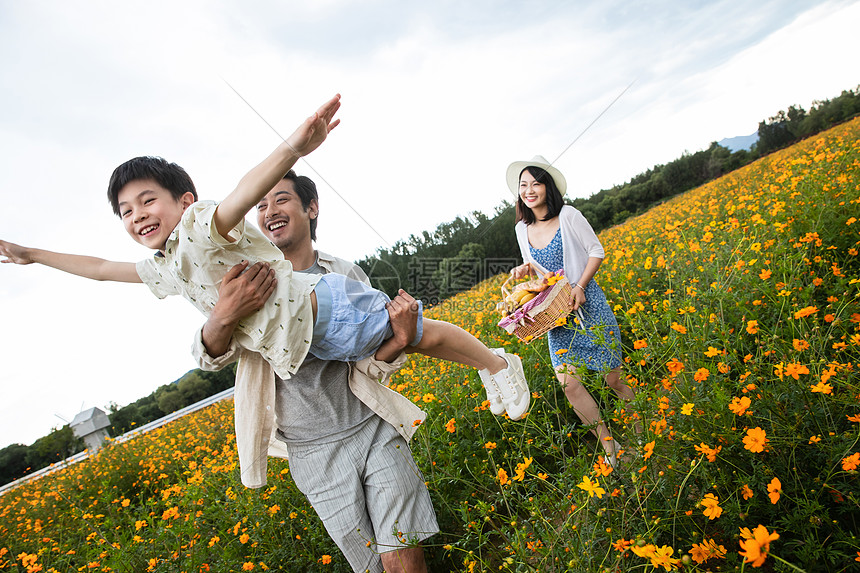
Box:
[380,545,428,573]
[410,319,507,373]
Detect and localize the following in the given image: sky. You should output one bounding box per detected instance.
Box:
[1,0,858,449]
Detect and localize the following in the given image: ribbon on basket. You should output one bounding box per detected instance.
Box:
[497,267,576,343]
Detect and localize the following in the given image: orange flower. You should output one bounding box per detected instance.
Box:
[242,563,255,571]
[842,452,860,471]
[741,484,754,500]
[633,339,648,349]
[810,381,833,394]
[758,269,772,280]
[743,427,768,453]
[784,363,809,380]
[792,338,810,351]
[690,538,727,564]
[666,359,684,374]
[746,320,759,334]
[445,418,456,433]
[739,525,779,567]
[613,538,632,552]
[793,306,818,319]
[632,440,652,462]
[693,368,710,382]
[701,493,722,520]
[694,442,722,462]
[320,555,332,565]
[497,468,509,486]
[729,396,751,416]
[671,322,687,334]
[705,346,722,357]
[767,477,781,504]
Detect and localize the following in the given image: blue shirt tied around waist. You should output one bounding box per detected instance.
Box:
[310,273,424,362]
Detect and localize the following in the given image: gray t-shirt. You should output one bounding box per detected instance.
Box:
[274,256,374,445]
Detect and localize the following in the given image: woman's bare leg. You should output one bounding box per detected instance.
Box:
[557,368,616,457]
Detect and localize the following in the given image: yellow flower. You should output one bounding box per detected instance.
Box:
[421,393,435,403]
[739,525,779,567]
[577,476,606,499]
[704,346,721,357]
[681,403,694,415]
[701,493,722,520]
[767,477,781,504]
[743,427,768,453]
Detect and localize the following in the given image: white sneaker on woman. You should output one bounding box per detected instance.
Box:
[490,350,530,420]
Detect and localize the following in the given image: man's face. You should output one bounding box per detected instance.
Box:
[255,179,316,252]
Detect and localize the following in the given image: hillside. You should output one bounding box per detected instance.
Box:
[1,118,858,571]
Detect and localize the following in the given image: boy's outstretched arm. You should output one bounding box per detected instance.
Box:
[213,94,341,239]
[0,239,142,283]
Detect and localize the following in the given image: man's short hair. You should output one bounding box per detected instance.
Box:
[108,156,198,217]
[284,170,319,241]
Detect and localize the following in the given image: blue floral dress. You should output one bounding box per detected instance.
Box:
[529,229,622,372]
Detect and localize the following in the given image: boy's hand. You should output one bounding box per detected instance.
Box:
[284,94,341,157]
[0,240,34,265]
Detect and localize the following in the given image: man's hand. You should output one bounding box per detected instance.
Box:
[0,240,34,265]
[201,261,277,357]
[374,289,420,363]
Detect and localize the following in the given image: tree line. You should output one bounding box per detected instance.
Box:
[2,86,857,488]
[359,86,860,299]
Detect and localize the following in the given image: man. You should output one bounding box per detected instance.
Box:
[192,170,437,573]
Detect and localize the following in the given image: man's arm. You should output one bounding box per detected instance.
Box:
[200,261,277,358]
[0,239,141,283]
[212,95,341,240]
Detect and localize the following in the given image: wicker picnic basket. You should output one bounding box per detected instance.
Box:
[497,269,575,342]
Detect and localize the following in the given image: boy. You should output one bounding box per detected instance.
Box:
[0,95,530,419]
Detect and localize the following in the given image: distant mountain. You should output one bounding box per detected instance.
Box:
[719,132,758,152]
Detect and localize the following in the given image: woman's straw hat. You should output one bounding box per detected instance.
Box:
[506,155,567,197]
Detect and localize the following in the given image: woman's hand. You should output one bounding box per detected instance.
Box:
[511,263,533,280]
[572,284,586,310]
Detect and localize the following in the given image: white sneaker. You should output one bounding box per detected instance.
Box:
[478,368,506,416]
[491,351,530,420]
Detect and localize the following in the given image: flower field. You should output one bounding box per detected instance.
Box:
[2,118,859,572]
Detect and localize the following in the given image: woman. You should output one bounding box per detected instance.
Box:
[507,155,635,466]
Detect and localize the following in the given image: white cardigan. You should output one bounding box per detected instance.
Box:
[515,205,605,281]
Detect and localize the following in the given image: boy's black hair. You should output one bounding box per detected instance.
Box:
[108,156,198,216]
[515,166,565,225]
[283,170,319,241]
